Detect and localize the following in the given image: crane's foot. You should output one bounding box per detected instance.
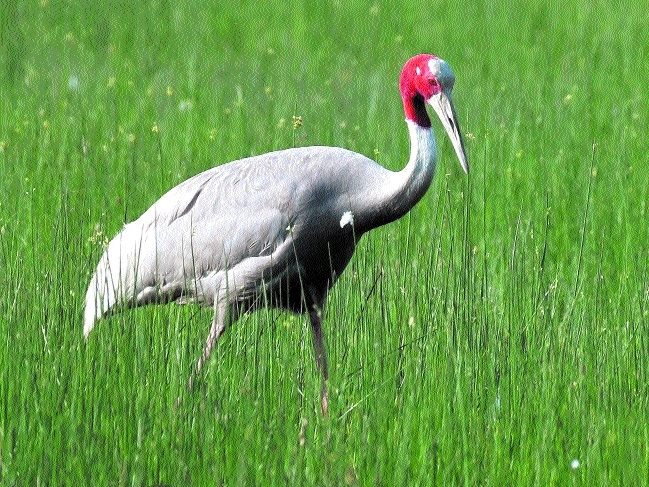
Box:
[188,371,197,391]
[321,384,329,417]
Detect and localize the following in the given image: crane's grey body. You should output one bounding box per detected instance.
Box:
[84,55,469,414]
[86,146,389,325]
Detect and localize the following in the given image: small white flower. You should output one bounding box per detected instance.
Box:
[571,459,580,470]
[179,99,193,112]
[339,210,354,228]
[68,75,80,91]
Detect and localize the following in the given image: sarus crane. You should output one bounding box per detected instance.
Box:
[84,54,469,414]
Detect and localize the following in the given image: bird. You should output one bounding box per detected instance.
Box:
[84,54,469,414]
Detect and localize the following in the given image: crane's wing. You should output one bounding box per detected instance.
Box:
[84,146,386,335]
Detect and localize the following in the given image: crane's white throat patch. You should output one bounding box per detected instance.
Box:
[339,210,354,228]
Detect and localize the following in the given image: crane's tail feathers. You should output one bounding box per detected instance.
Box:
[84,225,146,338]
[84,249,121,338]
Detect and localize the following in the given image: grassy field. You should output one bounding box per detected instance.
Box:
[1,0,648,484]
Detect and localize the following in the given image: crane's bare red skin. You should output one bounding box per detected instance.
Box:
[399,54,442,128]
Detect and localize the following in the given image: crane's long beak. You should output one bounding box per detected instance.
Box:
[428,90,469,174]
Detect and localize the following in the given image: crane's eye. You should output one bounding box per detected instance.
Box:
[428,78,439,88]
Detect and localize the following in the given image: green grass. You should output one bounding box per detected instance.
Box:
[1,0,649,484]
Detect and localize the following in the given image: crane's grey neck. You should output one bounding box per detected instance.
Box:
[361,120,437,230]
[404,119,437,179]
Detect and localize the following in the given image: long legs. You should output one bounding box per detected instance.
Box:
[187,273,331,416]
[188,298,228,390]
[308,301,329,416]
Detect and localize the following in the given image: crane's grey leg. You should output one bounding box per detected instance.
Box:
[308,303,329,416]
[188,297,228,390]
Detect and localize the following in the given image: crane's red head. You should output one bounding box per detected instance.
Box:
[400,54,455,127]
[399,54,468,173]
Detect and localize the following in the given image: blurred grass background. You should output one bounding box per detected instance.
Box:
[1,0,648,484]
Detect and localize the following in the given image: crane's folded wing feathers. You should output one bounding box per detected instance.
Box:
[84,146,388,334]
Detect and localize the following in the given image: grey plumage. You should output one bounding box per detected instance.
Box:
[85,147,387,324]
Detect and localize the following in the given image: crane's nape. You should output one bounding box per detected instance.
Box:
[84,54,469,415]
